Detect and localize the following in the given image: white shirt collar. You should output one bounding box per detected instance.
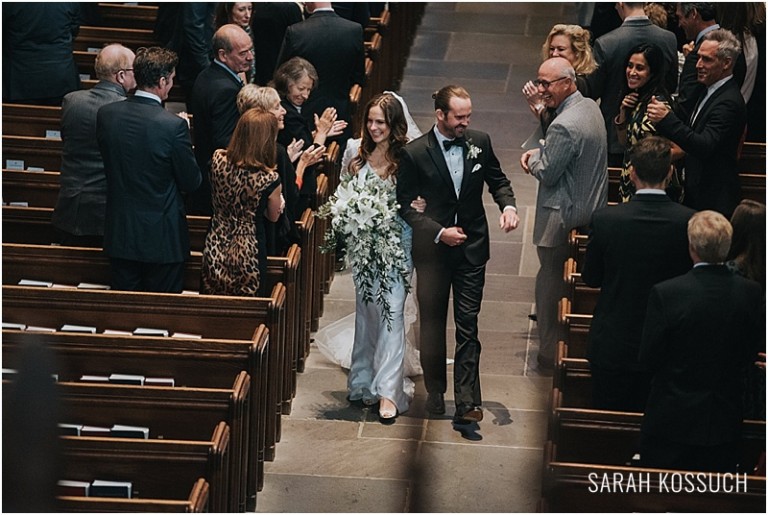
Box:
[134,90,161,104]
[635,188,667,195]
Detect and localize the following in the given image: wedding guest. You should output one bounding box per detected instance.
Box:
[398,85,520,425]
[640,210,763,472]
[53,44,136,248]
[614,43,684,202]
[201,110,283,296]
[214,3,256,83]
[520,58,607,370]
[521,23,596,132]
[271,56,346,212]
[251,2,302,85]
[675,3,721,121]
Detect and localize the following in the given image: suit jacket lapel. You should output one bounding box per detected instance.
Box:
[692,78,735,129]
[426,130,455,192]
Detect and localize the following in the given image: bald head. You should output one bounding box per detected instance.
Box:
[536,57,576,109]
[212,24,254,74]
[95,43,136,92]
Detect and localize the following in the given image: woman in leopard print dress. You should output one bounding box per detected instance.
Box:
[201,109,283,296]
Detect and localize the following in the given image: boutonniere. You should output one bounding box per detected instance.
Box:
[466,140,482,160]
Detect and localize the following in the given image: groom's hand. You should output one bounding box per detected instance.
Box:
[440,227,467,247]
[499,209,519,233]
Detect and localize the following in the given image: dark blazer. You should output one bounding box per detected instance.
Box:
[655,77,746,217]
[583,193,695,371]
[252,2,302,86]
[2,3,80,103]
[676,38,706,121]
[277,10,365,122]
[53,81,127,236]
[188,62,243,215]
[640,265,762,445]
[396,128,517,267]
[586,18,678,155]
[278,100,317,212]
[97,95,202,263]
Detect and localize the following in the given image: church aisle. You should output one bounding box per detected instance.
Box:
[256,3,579,512]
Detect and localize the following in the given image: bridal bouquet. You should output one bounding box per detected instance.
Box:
[317,169,410,329]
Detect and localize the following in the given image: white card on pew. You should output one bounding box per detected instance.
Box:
[25,166,44,172]
[181,290,200,295]
[90,480,132,499]
[45,130,61,140]
[79,425,111,436]
[61,324,97,334]
[18,279,53,287]
[58,423,82,436]
[77,282,111,290]
[86,47,101,53]
[51,283,78,289]
[80,374,110,383]
[57,479,90,497]
[144,377,175,387]
[111,424,149,439]
[133,327,169,337]
[78,74,91,81]
[108,373,144,385]
[171,332,202,339]
[103,329,132,335]
[25,325,56,332]
[2,368,18,378]
[6,159,24,170]
[9,202,29,207]
[2,322,26,330]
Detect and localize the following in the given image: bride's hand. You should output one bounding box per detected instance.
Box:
[410,196,426,213]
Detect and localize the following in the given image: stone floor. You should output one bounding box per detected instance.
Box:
[255,3,580,512]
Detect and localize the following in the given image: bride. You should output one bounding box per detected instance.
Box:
[316,91,423,424]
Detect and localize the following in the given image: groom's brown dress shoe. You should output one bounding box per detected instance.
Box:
[454,405,483,424]
[425,392,445,415]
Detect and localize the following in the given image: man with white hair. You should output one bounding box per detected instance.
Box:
[520,57,608,370]
[53,43,136,247]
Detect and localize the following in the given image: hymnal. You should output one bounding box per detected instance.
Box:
[90,479,132,498]
[61,324,97,334]
[171,332,202,339]
[80,375,110,383]
[57,479,90,497]
[103,329,132,335]
[133,327,169,337]
[144,377,175,387]
[2,322,26,330]
[111,424,149,439]
[18,279,52,287]
[79,425,111,437]
[58,423,82,436]
[108,373,144,385]
[45,130,62,140]
[77,282,111,290]
[25,325,56,332]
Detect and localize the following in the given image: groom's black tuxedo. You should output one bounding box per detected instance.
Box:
[397,127,516,413]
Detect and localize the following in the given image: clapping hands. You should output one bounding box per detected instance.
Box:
[299,144,326,167]
[287,138,305,163]
[314,107,349,138]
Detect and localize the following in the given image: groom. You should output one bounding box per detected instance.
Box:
[397,85,519,424]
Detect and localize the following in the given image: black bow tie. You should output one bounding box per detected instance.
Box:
[443,137,465,151]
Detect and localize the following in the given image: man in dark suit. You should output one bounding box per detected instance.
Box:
[674,3,720,120]
[640,210,762,472]
[397,85,520,425]
[251,2,303,85]
[648,29,747,218]
[97,47,201,293]
[582,136,695,412]
[188,24,253,216]
[2,3,81,105]
[276,2,365,134]
[53,44,136,248]
[585,2,678,165]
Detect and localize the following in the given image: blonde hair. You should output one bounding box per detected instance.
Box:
[541,24,596,75]
[237,84,280,114]
[688,210,733,263]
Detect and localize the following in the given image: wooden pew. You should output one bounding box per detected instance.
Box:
[2,135,62,171]
[563,257,598,315]
[58,477,209,512]
[739,141,766,175]
[2,169,61,207]
[60,422,231,512]
[73,25,158,52]
[96,2,159,31]
[2,103,61,137]
[3,327,268,511]
[1,282,286,465]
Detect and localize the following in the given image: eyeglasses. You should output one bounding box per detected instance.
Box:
[533,76,569,89]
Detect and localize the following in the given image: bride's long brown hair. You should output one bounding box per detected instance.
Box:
[350,93,408,179]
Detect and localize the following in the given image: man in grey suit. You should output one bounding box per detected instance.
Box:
[521,57,608,369]
[53,43,136,247]
[585,2,678,165]
[97,47,201,293]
